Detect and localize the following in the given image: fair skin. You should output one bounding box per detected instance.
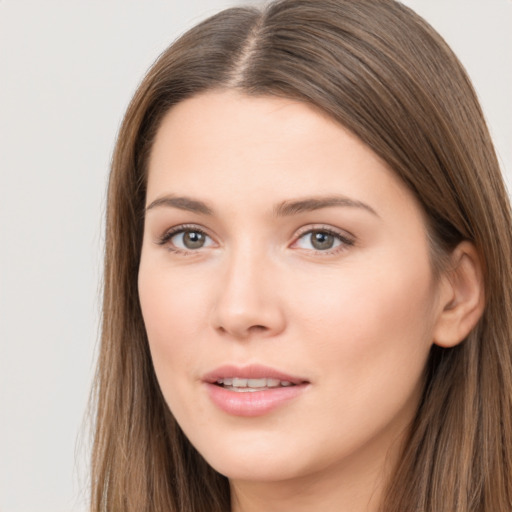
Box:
[138,91,484,512]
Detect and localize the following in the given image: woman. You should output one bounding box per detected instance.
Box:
[90,0,512,510]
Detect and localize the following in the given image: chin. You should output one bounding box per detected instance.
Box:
[206,454,304,483]
[189,431,321,483]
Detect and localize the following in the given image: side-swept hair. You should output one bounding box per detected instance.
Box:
[91,1,512,510]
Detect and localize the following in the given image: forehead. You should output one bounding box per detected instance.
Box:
[149,91,349,171]
[146,90,421,223]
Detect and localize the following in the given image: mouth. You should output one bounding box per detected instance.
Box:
[214,377,296,392]
[203,364,309,416]
[203,364,307,390]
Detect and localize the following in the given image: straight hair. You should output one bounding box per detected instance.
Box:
[91,1,512,510]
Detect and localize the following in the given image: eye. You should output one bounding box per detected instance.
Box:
[158,226,215,252]
[294,228,354,252]
[173,230,211,250]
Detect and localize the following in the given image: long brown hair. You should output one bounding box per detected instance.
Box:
[90,1,512,510]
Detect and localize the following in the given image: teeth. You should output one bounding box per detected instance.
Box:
[217,377,296,391]
[247,378,266,388]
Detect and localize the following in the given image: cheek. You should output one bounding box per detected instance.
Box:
[294,257,435,339]
[138,270,214,435]
[292,255,437,407]
[138,263,209,393]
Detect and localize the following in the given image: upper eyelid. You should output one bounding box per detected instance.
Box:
[293,224,355,240]
[157,224,215,244]
[163,223,210,235]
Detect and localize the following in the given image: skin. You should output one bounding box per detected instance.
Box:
[138,90,458,512]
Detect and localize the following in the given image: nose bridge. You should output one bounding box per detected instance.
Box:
[212,237,285,338]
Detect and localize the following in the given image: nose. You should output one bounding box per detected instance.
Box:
[211,246,286,340]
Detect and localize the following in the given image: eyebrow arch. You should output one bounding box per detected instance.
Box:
[145,194,378,218]
[274,195,379,217]
[145,195,214,215]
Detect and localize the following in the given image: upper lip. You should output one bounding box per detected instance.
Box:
[202,364,308,385]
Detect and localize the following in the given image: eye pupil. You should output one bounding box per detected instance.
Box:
[311,231,334,250]
[183,231,205,249]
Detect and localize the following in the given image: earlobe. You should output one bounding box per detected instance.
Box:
[433,241,485,348]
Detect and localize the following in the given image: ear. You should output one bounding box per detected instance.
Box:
[433,241,485,348]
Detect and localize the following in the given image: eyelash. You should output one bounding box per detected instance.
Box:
[156,224,213,255]
[156,224,355,256]
[292,225,355,255]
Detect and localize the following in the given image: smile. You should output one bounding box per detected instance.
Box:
[204,365,308,416]
[215,377,295,392]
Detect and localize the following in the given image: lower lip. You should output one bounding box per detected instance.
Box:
[205,383,308,417]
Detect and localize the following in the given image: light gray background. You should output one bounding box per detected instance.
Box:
[0,1,510,511]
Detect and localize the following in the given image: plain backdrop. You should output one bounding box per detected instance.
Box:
[0,1,510,511]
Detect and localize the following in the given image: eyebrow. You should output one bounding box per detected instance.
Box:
[145,195,214,215]
[273,196,379,218]
[145,194,378,218]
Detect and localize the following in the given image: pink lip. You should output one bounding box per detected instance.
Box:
[203,364,306,384]
[202,364,309,417]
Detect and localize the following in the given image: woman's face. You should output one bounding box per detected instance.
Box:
[139,91,448,486]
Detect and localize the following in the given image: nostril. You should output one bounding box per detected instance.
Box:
[250,325,268,332]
